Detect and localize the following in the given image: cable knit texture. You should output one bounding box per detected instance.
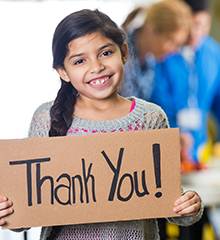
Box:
[28,97,203,240]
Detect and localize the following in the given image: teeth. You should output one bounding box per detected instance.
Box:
[90,77,108,85]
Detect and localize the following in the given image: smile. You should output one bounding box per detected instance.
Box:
[89,76,111,86]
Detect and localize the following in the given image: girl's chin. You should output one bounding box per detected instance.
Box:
[88,89,117,100]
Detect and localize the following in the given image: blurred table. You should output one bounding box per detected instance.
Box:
[181,158,220,207]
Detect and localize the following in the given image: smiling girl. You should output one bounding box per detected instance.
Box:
[0,9,202,240]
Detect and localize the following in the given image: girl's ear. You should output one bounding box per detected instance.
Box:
[56,67,70,82]
[121,43,129,64]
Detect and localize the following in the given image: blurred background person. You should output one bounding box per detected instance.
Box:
[120,0,192,101]
[151,0,220,167]
[120,1,192,239]
[151,0,220,239]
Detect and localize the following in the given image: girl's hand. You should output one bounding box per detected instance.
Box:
[173,191,201,216]
[0,195,14,226]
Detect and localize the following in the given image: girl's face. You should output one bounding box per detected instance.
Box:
[57,32,127,101]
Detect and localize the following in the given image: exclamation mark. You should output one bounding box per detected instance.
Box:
[153,143,162,198]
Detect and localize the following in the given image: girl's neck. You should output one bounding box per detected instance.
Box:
[74,94,131,120]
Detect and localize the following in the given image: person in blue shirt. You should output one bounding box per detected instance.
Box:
[152,0,220,165]
[120,2,192,238]
[151,0,220,239]
[120,0,192,100]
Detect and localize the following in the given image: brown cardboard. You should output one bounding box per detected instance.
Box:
[0,128,181,228]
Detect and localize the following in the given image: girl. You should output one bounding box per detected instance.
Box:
[0,9,202,240]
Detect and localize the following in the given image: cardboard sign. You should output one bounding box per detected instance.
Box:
[0,128,181,228]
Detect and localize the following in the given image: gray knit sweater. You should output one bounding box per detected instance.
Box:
[28,97,203,240]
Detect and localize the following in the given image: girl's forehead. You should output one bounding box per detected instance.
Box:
[67,32,115,51]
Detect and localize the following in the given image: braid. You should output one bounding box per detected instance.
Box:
[49,80,77,137]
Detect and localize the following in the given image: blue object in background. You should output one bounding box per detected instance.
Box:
[151,36,220,162]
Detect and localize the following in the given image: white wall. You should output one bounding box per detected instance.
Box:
[0,0,137,140]
[0,1,153,239]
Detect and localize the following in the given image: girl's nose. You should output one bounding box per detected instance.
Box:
[90,60,105,74]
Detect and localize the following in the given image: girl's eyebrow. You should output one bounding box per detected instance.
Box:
[98,43,115,51]
[67,43,115,61]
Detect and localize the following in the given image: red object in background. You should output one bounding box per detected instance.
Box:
[181,148,206,173]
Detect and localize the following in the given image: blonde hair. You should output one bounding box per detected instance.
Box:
[122,0,192,35]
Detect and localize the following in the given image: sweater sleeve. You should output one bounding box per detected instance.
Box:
[142,102,170,130]
[28,102,52,137]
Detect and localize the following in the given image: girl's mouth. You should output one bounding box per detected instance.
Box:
[87,75,113,90]
[89,76,110,86]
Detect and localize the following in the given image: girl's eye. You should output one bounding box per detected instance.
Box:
[102,50,113,57]
[73,58,85,65]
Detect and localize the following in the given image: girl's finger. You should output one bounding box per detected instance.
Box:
[174,201,201,216]
[0,200,13,211]
[175,195,199,211]
[0,218,6,226]
[0,196,7,203]
[174,191,199,206]
[0,207,14,219]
